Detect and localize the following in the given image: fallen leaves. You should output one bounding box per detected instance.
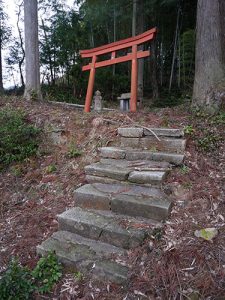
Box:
[194,228,218,242]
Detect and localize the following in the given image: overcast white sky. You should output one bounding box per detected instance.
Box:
[3,0,76,88]
[5,0,75,34]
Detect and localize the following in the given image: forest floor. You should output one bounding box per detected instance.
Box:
[0,97,224,300]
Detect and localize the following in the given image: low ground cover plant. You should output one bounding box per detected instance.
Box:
[0,108,40,168]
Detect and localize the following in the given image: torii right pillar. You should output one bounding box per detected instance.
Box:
[130,44,138,112]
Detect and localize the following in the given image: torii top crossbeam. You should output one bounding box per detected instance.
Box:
[80,27,157,113]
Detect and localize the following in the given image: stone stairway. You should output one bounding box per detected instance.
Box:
[37,127,186,284]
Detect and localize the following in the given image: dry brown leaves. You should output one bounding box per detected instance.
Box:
[0,97,224,299]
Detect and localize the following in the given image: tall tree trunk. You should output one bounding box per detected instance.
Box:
[132,0,137,37]
[169,5,181,92]
[137,0,144,106]
[192,0,225,113]
[17,2,25,88]
[90,21,94,48]
[41,19,55,85]
[0,36,3,93]
[132,0,144,105]
[24,0,42,100]
[150,39,159,100]
[112,1,116,100]
[149,2,158,101]
[178,34,181,88]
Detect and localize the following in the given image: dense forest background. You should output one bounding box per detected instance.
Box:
[3,0,197,107]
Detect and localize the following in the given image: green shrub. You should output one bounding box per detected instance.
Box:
[0,259,34,300]
[0,253,62,299]
[0,108,40,167]
[32,252,62,294]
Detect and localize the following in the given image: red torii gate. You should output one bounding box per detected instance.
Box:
[80,27,157,113]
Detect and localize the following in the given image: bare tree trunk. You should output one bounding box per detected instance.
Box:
[0,36,3,93]
[24,0,42,100]
[0,16,4,93]
[132,0,137,37]
[150,39,159,100]
[169,5,181,92]
[149,2,158,101]
[132,0,144,106]
[17,1,25,88]
[41,19,55,85]
[90,21,94,48]
[137,0,144,106]
[178,34,181,88]
[112,1,116,100]
[192,0,225,113]
[160,40,163,87]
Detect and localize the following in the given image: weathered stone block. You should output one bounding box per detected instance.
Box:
[143,127,184,137]
[125,149,184,165]
[151,152,184,165]
[125,150,153,161]
[86,175,121,185]
[128,170,166,184]
[92,260,128,284]
[121,136,186,153]
[111,194,171,221]
[120,137,140,148]
[58,207,145,249]
[74,184,111,210]
[37,231,128,284]
[100,158,170,171]
[85,162,129,180]
[99,147,126,159]
[117,127,144,137]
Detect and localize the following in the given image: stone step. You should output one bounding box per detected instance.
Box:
[86,175,122,185]
[85,162,167,185]
[86,172,166,186]
[85,162,129,181]
[58,207,149,249]
[37,231,128,284]
[86,159,170,185]
[100,158,171,171]
[117,127,184,138]
[74,183,172,221]
[120,136,186,153]
[99,147,184,165]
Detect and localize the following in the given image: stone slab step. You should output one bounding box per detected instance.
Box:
[100,147,126,159]
[100,158,171,171]
[58,207,147,249]
[99,147,184,165]
[74,183,172,221]
[86,175,122,185]
[86,173,165,186]
[37,231,128,284]
[120,136,186,153]
[118,127,184,138]
[85,162,167,185]
[85,162,129,181]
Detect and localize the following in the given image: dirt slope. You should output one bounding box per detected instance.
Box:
[0,97,224,299]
